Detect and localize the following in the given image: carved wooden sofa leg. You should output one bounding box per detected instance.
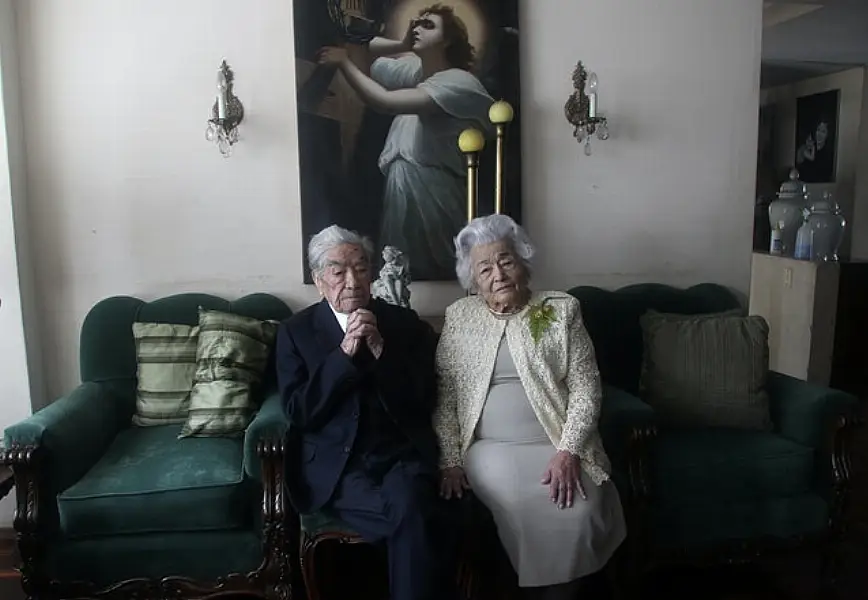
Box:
[258,438,294,600]
[299,534,320,600]
[1,446,47,600]
[620,424,656,600]
[818,414,858,600]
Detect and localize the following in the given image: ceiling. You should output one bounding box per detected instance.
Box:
[761,0,868,87]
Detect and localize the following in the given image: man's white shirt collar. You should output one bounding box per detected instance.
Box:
[328,302,349,333]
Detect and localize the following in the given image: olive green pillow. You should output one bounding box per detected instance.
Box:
[132,322,199,426]
[639,310,772,431]
[179,308,279,438]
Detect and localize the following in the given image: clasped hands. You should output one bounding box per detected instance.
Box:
[340,309,384,359]
[439,450,586,509]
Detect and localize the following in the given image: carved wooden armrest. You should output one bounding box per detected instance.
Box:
[627,423,657,503]
[827,413,861,538]
[256,438,294,600]
[1,445,45,598]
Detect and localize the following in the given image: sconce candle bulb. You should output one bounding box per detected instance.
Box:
[216,69,228,119]
[586,72,598,118]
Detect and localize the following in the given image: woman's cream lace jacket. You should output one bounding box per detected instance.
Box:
[433,291,611,485]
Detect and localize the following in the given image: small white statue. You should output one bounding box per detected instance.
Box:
[372,246,411,308]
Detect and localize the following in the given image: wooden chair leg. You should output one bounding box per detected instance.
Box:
[818,541,842,600]
[300,535,320,600]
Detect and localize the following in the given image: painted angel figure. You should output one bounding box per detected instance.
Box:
[317,4,494,280]
[372,245,412,308]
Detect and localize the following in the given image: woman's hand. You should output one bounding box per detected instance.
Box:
[439,466,470,500]
[541,450,586,509]
[316,46,349,67]
[401,18,417,52]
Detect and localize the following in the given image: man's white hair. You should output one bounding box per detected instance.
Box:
[308,225,375,275]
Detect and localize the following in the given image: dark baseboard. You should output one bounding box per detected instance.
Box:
[0,528,18,579]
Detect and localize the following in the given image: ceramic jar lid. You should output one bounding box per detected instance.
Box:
[778,168,807,200]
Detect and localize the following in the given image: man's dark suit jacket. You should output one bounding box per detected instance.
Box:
[276,298,440,513]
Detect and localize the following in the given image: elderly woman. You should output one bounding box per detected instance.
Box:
[434,215,626,599]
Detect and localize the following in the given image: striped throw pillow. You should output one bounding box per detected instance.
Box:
[179,308,279,438]
[132,322,199,426]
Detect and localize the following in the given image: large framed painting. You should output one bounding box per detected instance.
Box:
[293,0,522,282]
[794,89,839,184]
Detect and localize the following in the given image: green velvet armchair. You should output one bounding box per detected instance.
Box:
[1,293,294,600]
[568,283,860,587]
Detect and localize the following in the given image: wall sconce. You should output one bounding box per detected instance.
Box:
[564,61,609,156]
[205,60,245,157]
[457,100,515,222]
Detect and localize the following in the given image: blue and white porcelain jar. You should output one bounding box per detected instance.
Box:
[768,169,809,257]
[806,191,846,262]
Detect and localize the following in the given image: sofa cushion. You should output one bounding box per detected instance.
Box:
[652,428,815,502]
[639,310,772,430]
[567,284,742,395]
[180,308,279,438]
[58,424,250,538]
[132,322,199,426]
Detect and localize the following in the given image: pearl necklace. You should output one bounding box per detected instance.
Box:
[486,304,524,318]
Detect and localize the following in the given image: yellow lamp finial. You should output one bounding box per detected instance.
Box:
[458,128,485,153]
[489,100,514,124]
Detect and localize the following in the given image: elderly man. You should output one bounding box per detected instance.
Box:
[276,225,454,600]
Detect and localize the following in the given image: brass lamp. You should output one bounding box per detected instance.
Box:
[457,99,515,222]
[457,128,485,224]
[489,100,514,215]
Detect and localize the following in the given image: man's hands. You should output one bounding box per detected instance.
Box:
[340,309,384,359]
[541,450,587,509]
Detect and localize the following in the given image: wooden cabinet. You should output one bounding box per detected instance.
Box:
[749,252,868,397]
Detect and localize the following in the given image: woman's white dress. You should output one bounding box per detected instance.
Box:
[463,337,627,587]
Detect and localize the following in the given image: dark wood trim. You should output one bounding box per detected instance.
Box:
[0,527,18,580]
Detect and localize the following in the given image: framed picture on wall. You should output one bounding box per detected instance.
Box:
[292,0,522,282]
[794,89,839,184]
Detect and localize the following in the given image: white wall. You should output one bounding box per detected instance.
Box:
[0,0,39,527]
[522,0,761,292]
[761,68,867,259]
[6,0,761,477]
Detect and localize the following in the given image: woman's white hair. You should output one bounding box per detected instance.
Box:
[308,225,375,275]
[454,214,535,292]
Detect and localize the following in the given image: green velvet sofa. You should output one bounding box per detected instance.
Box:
[568,283,860,585]
[1,293,294,600]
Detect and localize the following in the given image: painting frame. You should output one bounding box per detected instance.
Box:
[794,89,839,184]
[292,0,522,283]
